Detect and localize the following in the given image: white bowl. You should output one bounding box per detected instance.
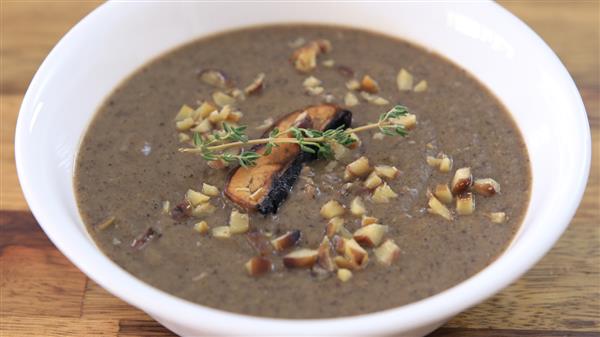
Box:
[15,1,590,336]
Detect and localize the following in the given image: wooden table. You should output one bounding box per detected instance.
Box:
[1,1,598,336]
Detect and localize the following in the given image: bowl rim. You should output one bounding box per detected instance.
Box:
[14,1,591,335]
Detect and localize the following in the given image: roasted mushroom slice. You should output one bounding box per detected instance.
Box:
[271,230,302,252]
[225,104,352,214]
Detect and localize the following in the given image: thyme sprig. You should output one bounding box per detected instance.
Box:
[181,105,410,168]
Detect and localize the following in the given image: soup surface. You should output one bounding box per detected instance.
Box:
[75,25,530,318]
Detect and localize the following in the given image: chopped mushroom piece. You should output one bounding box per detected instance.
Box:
[426,156,442,168]
[96,216,116,231]
[397,68,413,91]
[161,201,170,214]
[212,91,236,107]
[371,96,390,106]
[372,183,398,203]
[326,217,345,238]
[361,215,379,227]
[317,237,336,272]
[131,227,160,249]
[451,167,473,195]
[202,183,220,197]
[350,197,367,216]
[374,165,400,180]
[345,79,360,91]
[211,226,231,239]
[346,156,371,178]
[374,239,401,266]
[245,256,272,276]
[198,69,231,89]
[226,110,244,123]
[428,194,453,221]
[175,104,194,121]
[192,119,212,134]
[255,117,274,131]
[192,203,216,217]
[434,184,453,204]
[360,75,380,93]
[193,221,210,235]
[372,132,385,140]
[320,200,345,219]
[456,192,475,215]
[244,73,265,95]
[322,59,335,67]
[390,113,417,130]
[271,230,302,251]
[488,212,507,223]
[291,39,332,72]
[229,210,250,234]
[186,189,210,206]
[344,92,359,107]
[364,171,383,189]
[343,238,369,269]
[176,117,195,131]
[178,133,190,143]
[303,76,322,88]
[283,249,319,268]
[334,256,358,270]
[195,102,218,119]
[337,268,353,282]
[413,80,428,92]
[353,224,388,247]
[473,178,501,196]
[246,232,274,256]
[306,86,325,96]
[439,156,453,173]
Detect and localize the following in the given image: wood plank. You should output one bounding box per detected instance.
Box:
[0,212,88,318]
[81,280,152,321]
[0,94,27,211]
[118,320,175,337]
[429,328,600,337]
[0,316,118,337]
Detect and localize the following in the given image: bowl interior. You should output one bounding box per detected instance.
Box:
[15,2,590,335]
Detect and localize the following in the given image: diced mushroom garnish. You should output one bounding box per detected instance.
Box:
[396,68,413,91]
[324,160,338,172]
[208,105,231,123]
[306,86,324,96]
[193,221,210,235]
[374,165,399,180]
[434,184,453,204]
[413,80,428,92]
[338,225,353,239]
[344,92,359,107]
[320,200,345,219]
[337,268,353,282]
[245,256,272,276]
[283,249,319,268]
[332,235,346,254]
[439,156,453,173]
[336,65,354,78]
[343,238,369,268]
[372,132,385,140]
[95,216,116,231]
[360,75,379,93]
[451,167,473,195]
[374,239,400,266]
[192,119,212,134]
[199,69,231,89]
[473,178,501,196]
[244,73,265,95]
[426,156,442,168]
[334,256,358,270]
[322,59,335,67]
[303,76,322,88]
[346,156,371,178]
[229,210,250,234]
[326,217,345,238]
[202,183,220,197]
[353,224,388,247]
[255,117,274,131]
[195,102,218,119]
[371,96,389,106]
[178,133,190,143]
[350,197,367,216]
[345,79,360,90]
[372,183,398,203]
[176,117,195,131]
[348,133,361,149]
[361,215,379,227]
[317,237,336,272]
[212,91,236,107]
[291,39,332,72]
[211,226,231,239]
[364,171,383,189]
[162,201,170,214]
[390,113,417,130]
[186,189,210,206]
[175,104,194,121]
[192,203,216,217]
[271,230,302,251]
[427,194,453,221]
[488,212,507,224]
[226,110,244,123]
[456,192,475,215]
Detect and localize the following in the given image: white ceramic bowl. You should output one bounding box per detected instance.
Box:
[15,1,590,336]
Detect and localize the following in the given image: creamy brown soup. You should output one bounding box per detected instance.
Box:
[75,25,530,318]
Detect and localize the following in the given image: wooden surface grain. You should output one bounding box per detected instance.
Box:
[1,1,598,336]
